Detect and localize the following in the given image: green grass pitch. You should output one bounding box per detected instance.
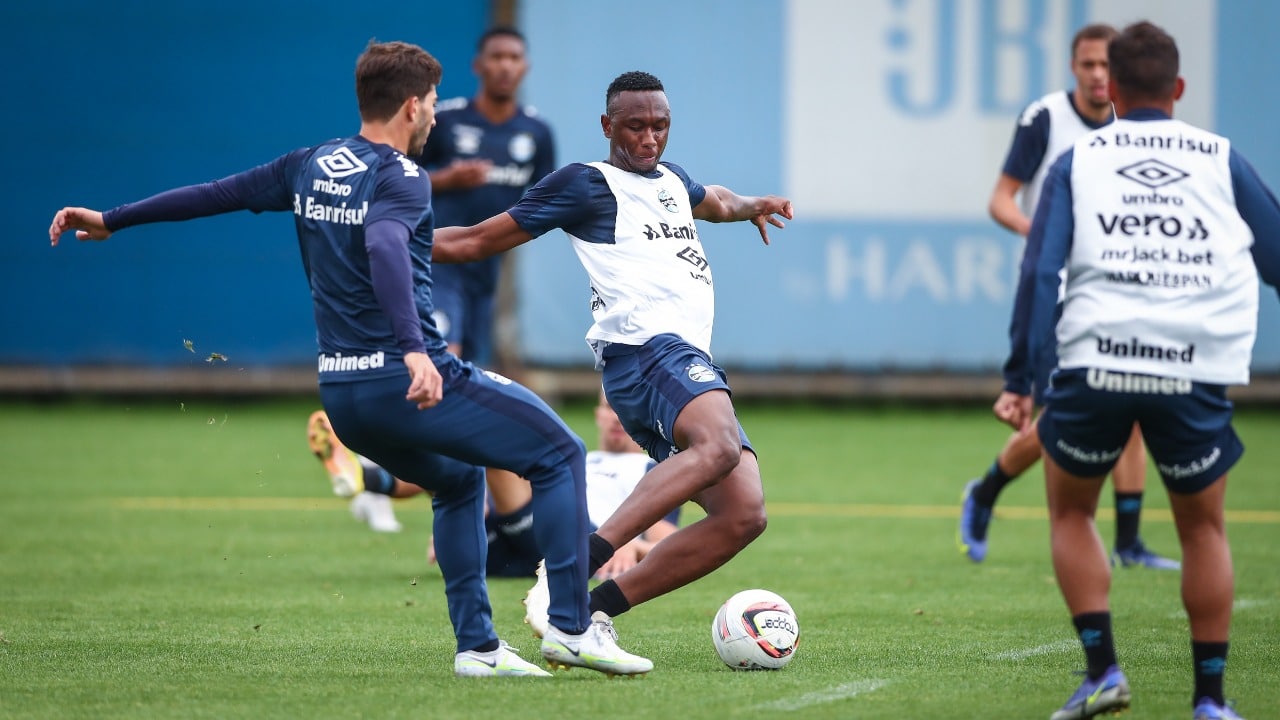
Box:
[1,398,1277,719]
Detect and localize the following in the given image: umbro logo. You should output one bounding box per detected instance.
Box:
[1115,158,1189,190]
[316,147,369,179]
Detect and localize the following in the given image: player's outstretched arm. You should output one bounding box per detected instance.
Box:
[49,207,110,246]
[693,185,793,245]
[432,212,535,263]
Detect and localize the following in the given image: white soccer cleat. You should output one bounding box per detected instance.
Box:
[454,641,552,677]
[541,611,653,677]
[522,559,550,638]
[350,492,402,533]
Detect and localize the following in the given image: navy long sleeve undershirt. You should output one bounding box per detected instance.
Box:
[365,219,426,356]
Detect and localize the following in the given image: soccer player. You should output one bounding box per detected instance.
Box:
[1000,22,1280,719]
[48,40,650,679]
[417,26,555,367]
[431,70,792,637]
[960,22,1179,571]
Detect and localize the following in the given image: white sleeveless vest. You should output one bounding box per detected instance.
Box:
[570,162,716,366]
[1021,91,1098,218]
[1058,118,1259,384]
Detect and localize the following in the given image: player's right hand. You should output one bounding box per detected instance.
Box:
[992,391,1032,431]
[49,207,110,246]
[445,159,492,189]
[404,352,443,409]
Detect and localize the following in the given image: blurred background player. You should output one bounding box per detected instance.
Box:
[308,388,678,581]
[1000,21,1280,718]
[406,26,557,536]
[416,25,555,368]
[960,22,1177,570]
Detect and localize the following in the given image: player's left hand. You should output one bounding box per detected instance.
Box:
[404,352,443,409]
[750,196,793,245]
[49,207,110,246]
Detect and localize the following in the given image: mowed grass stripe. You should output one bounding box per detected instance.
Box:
[104,496,1280,523]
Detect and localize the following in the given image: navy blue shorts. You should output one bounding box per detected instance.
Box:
[319,356,591,647]
[1038,367,1243,494]
[600,334,752,462]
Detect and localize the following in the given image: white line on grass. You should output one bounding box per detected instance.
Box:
[1167,596,1267,619]
[754,680,890,712]
[990,639,1077,661]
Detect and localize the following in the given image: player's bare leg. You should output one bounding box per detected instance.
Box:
[1045,453,1111,615]
[959,419,1041,562]
[613,451,766,606]
[485,468,531,513]
[999,421,1044,477]
[1168,475,1233,640]
[592,390,766,607]
[595,390,745,547]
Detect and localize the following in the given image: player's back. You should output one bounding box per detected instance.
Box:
[1057,116,1256,384]
[291,136,447,380]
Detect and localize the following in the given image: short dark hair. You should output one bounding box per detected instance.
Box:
[1071,23,1118,57]
[477,26,525,54]
[355,40,443,122]
[605,71,664,114]
[1108,21,1179,102]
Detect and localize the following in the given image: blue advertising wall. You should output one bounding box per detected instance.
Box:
[515,0,1280,370]
[5,0,1278,372]
[3,0,486,365]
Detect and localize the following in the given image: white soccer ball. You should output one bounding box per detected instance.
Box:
[710,588,800,670]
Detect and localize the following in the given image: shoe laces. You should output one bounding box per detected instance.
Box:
[590,612,619,642]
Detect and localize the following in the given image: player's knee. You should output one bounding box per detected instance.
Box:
[692,434,742,481]
[728,504,767,548]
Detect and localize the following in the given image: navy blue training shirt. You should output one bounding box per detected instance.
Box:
[416,98,555,291]
[103,136,449,382]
